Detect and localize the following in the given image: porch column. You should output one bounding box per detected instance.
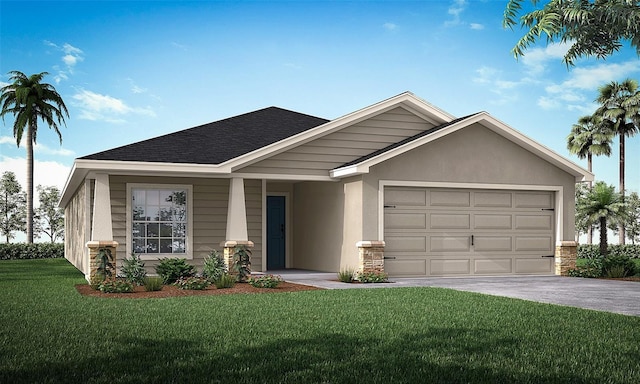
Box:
[87,174,118,282]
[222,177,254,275]
[555,241,578,276]
[356,241,385,274]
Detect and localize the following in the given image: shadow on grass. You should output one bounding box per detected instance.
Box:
[1,327,598,384]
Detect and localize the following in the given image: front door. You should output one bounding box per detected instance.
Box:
[267,196,286,270]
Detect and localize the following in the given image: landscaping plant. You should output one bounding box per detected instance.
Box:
[97,278,134,294]
[247,274,283,288]
[232,245,251,282]
[155,257,195,284]
[142,276,163,292]
[214,273,236,289]
[337,268,355,283]
[120,253,146,285]
[202,249,226,283]
[357,270,389,283]
[175,276,210,290]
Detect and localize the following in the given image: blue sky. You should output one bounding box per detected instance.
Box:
[1,0,639,197]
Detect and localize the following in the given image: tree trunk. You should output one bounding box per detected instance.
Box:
[619,134,625,244]
[26,123,34,244]
[600,216,608,256]
[587,154,593,245]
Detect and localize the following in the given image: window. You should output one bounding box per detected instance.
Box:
[127,184,192,259]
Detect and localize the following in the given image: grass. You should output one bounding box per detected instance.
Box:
[1,259,640,384]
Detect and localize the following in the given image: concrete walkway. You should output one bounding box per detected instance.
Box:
[275,270,640,317]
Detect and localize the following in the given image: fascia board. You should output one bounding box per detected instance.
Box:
[224,92,455,172]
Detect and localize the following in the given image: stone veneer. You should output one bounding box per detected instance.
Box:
[86,240,118,281]
[555,240,578,276]
[221,240,255,275]
[356,241,385,274]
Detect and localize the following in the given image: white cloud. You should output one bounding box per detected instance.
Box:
[72,88,156,123]
[470,23,484,30]
[445,0,467,26]
[43,41,84,83]
[0,136,75,156]
[383,22,397,31]
[472,66,521,105]
[521,42,570,75]
[1,156,71,191]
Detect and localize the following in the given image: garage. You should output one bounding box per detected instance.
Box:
[383,186,555,277]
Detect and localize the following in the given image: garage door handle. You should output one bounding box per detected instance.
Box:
[384,205,396,208]
[471,235,474,246]
[384,256,396,260]
[541,255,555,258]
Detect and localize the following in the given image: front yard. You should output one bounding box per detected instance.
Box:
[1,259,639,383]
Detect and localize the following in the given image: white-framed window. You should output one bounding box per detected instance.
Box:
[126,184,193,260]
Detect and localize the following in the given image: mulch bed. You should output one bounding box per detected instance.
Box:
[76,281,322,299]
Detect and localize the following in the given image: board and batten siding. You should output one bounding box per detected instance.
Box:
[64,179,90,275]
[108,176,262,272]
[238,107,434,176]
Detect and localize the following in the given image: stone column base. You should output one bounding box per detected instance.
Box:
[86,240,118,282]
[356,241,385,274]
[555,241,578,276]
[221,240,254,280]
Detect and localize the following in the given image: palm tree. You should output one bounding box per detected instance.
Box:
[577,181,626,256]
[0,71,69,243]
[594,78,640,244]
[567,114,614,244]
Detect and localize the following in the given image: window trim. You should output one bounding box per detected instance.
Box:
[126,183,193,260]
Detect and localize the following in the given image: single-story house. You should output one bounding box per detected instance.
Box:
[60,92,593,279]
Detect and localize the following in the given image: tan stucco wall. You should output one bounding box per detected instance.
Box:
[363,123,576,241]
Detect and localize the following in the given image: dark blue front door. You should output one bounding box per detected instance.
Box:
[267,196,286,270]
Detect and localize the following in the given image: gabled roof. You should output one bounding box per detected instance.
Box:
[80,107,329,164]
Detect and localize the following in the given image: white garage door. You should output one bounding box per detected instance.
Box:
[384,187,555,276]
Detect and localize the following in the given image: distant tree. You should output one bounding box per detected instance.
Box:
[567,114,614,243]
[593,78,640,244]
[0,171,26,243]
[574,183,590,242]
[609,191,640,244]
[577,181,626,256]
[0,71,69,243]
[503,0,640,65]
[34,185,64,243]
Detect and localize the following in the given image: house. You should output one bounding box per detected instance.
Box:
[59,92,593,279]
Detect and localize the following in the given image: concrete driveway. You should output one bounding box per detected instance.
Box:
[278,271,640,317]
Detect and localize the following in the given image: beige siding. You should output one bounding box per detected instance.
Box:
[64,180,90,275]
[108,176,262,273]
[238,107,432,176]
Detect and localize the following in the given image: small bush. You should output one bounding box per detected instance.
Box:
[214,273,236,289]
[155,258,195,284]
[568,258,603,278]
[602,254,636,277]
[89,274,105,290]
[248,274,283,288]
[337,268,355,283]
[98,278,134,293]
[120,253,147,285]
[232,245,252,282]
[143,276,163,292]
[202,250,226,283]
[605,265,627,278]
[0,243,64,260]
[175,276,210,290]
[357,270,389,283]
[578,244,640,259]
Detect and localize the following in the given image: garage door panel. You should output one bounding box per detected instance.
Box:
[430,236,470,252]
[385,259,427,276]
[474,192,512,207]
[473,236,512,252]
[385,236,426,252]
[515,215,552,230]
[474,258,512,274]
[430,213,470,229]
[385,212,427,230]
[474,214,512,230]
[514,192,553,209]
[515,258,553,273]
[431,259,470,275]
[515,236,553,251]
[385,189,427,206]
[430,190,470,207]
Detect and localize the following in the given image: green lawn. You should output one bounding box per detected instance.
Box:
[1,259,639,384]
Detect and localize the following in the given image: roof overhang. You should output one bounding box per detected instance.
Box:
[330,112,594,183]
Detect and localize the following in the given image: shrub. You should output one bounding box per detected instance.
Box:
[202,250,226,283]
[175,276,210,290]
[143,276,163,292]
[232,245,251,282]
[98,278,134,293]
[356,270,389,283]
[89,274,104,290]
[248,274,283,288]
[602,254,636,277]
[0,243,64,260]
[337,268,355,283]
[214,273,236,289]
[95,248,115,278]
[155,258,195,284]
[605,265,627,278]
[578,244,640,259]
[568,258,603,278]
[120,253,147,285]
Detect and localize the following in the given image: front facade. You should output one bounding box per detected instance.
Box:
[60,92,592,279]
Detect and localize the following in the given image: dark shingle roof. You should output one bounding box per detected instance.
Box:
[336,113,481,169]
[80,107,329,164]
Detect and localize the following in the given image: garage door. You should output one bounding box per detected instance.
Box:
[384,187,555,276]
